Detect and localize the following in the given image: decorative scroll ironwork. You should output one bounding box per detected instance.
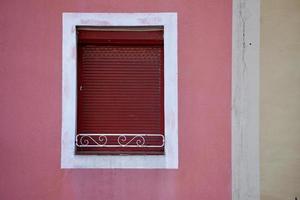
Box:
[76,134,165,148]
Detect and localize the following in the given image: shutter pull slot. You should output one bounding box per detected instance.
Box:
[79,85,83,91]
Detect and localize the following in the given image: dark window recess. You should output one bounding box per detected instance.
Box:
[76,28,164,155]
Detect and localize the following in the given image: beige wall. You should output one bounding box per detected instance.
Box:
[261,0,300,199]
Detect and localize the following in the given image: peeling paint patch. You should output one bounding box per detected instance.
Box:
[71,46,76,60]
[138,17,162,25]
[63,80,70,99]
[80,19,111,25]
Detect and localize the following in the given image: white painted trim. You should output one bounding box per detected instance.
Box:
[61,13,178,169]
[232,0,260,200]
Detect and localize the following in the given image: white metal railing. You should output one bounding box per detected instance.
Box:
[76,133,165,148]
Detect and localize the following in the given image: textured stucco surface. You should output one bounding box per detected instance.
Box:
[261,0,300,199]
[0,0,232,199]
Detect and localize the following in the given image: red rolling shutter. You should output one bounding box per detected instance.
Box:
[76,28,164,154]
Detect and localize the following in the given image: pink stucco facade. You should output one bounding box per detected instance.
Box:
[0,0,232,199]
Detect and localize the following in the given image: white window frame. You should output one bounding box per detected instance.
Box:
[61,13,178,169]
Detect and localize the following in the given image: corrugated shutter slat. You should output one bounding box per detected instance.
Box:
[76,30,164,154]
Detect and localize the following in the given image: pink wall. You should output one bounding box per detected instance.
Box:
[0,0,232,199]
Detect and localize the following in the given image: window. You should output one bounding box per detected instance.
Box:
[76,27,165,155]
[61,13,178,168]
